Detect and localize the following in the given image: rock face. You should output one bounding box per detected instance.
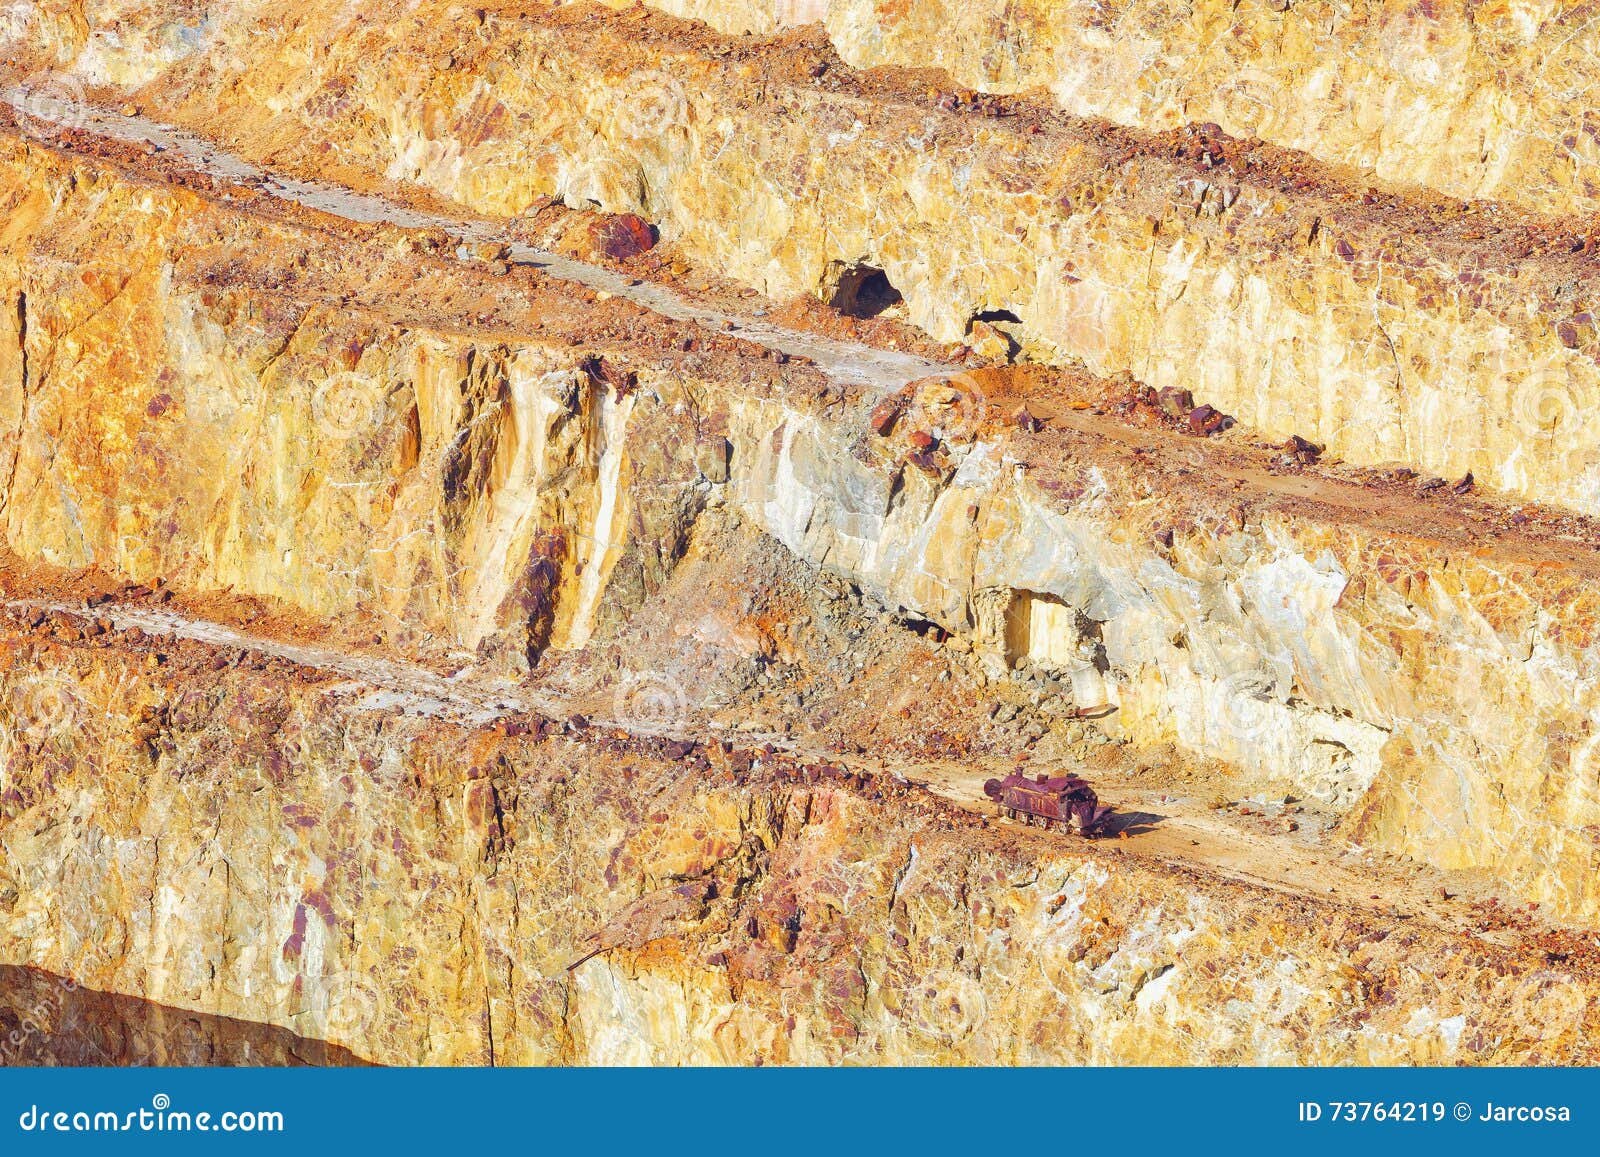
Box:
[12,3,1600,513]
[2,625,1594,1065]
[0,132,742,660]
[604,0,1600,218]
[0,965,371,1066]
[4,136,1600,926]
[2,0,1600,1068]
[730,390,1600,925]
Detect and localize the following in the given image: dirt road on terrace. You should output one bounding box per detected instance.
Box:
[6,592,1584,958]
[3,87,956,392]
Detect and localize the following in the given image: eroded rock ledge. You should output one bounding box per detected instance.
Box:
[598,0,1600,218]
[5,129,1600,928]
[3,21,1600,1066]
[1,615,1594,1065]
[11,2,1600,512]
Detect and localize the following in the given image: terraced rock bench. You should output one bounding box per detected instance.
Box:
[5,1,1600,1069]
[7,126,1600,928]
[597,0,1600,218]
[11,3,1600,513]
[2,605,1595,1064]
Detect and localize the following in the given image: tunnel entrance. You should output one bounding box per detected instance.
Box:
[821,261,903,319]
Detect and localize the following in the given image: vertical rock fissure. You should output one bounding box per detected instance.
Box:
[0,291,27,521]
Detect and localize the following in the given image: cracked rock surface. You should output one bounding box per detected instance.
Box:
[0,0,1598,1067]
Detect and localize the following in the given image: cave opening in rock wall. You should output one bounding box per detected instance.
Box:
[823,261,903,319]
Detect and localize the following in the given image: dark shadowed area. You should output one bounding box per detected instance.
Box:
[0,966,373,1067]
